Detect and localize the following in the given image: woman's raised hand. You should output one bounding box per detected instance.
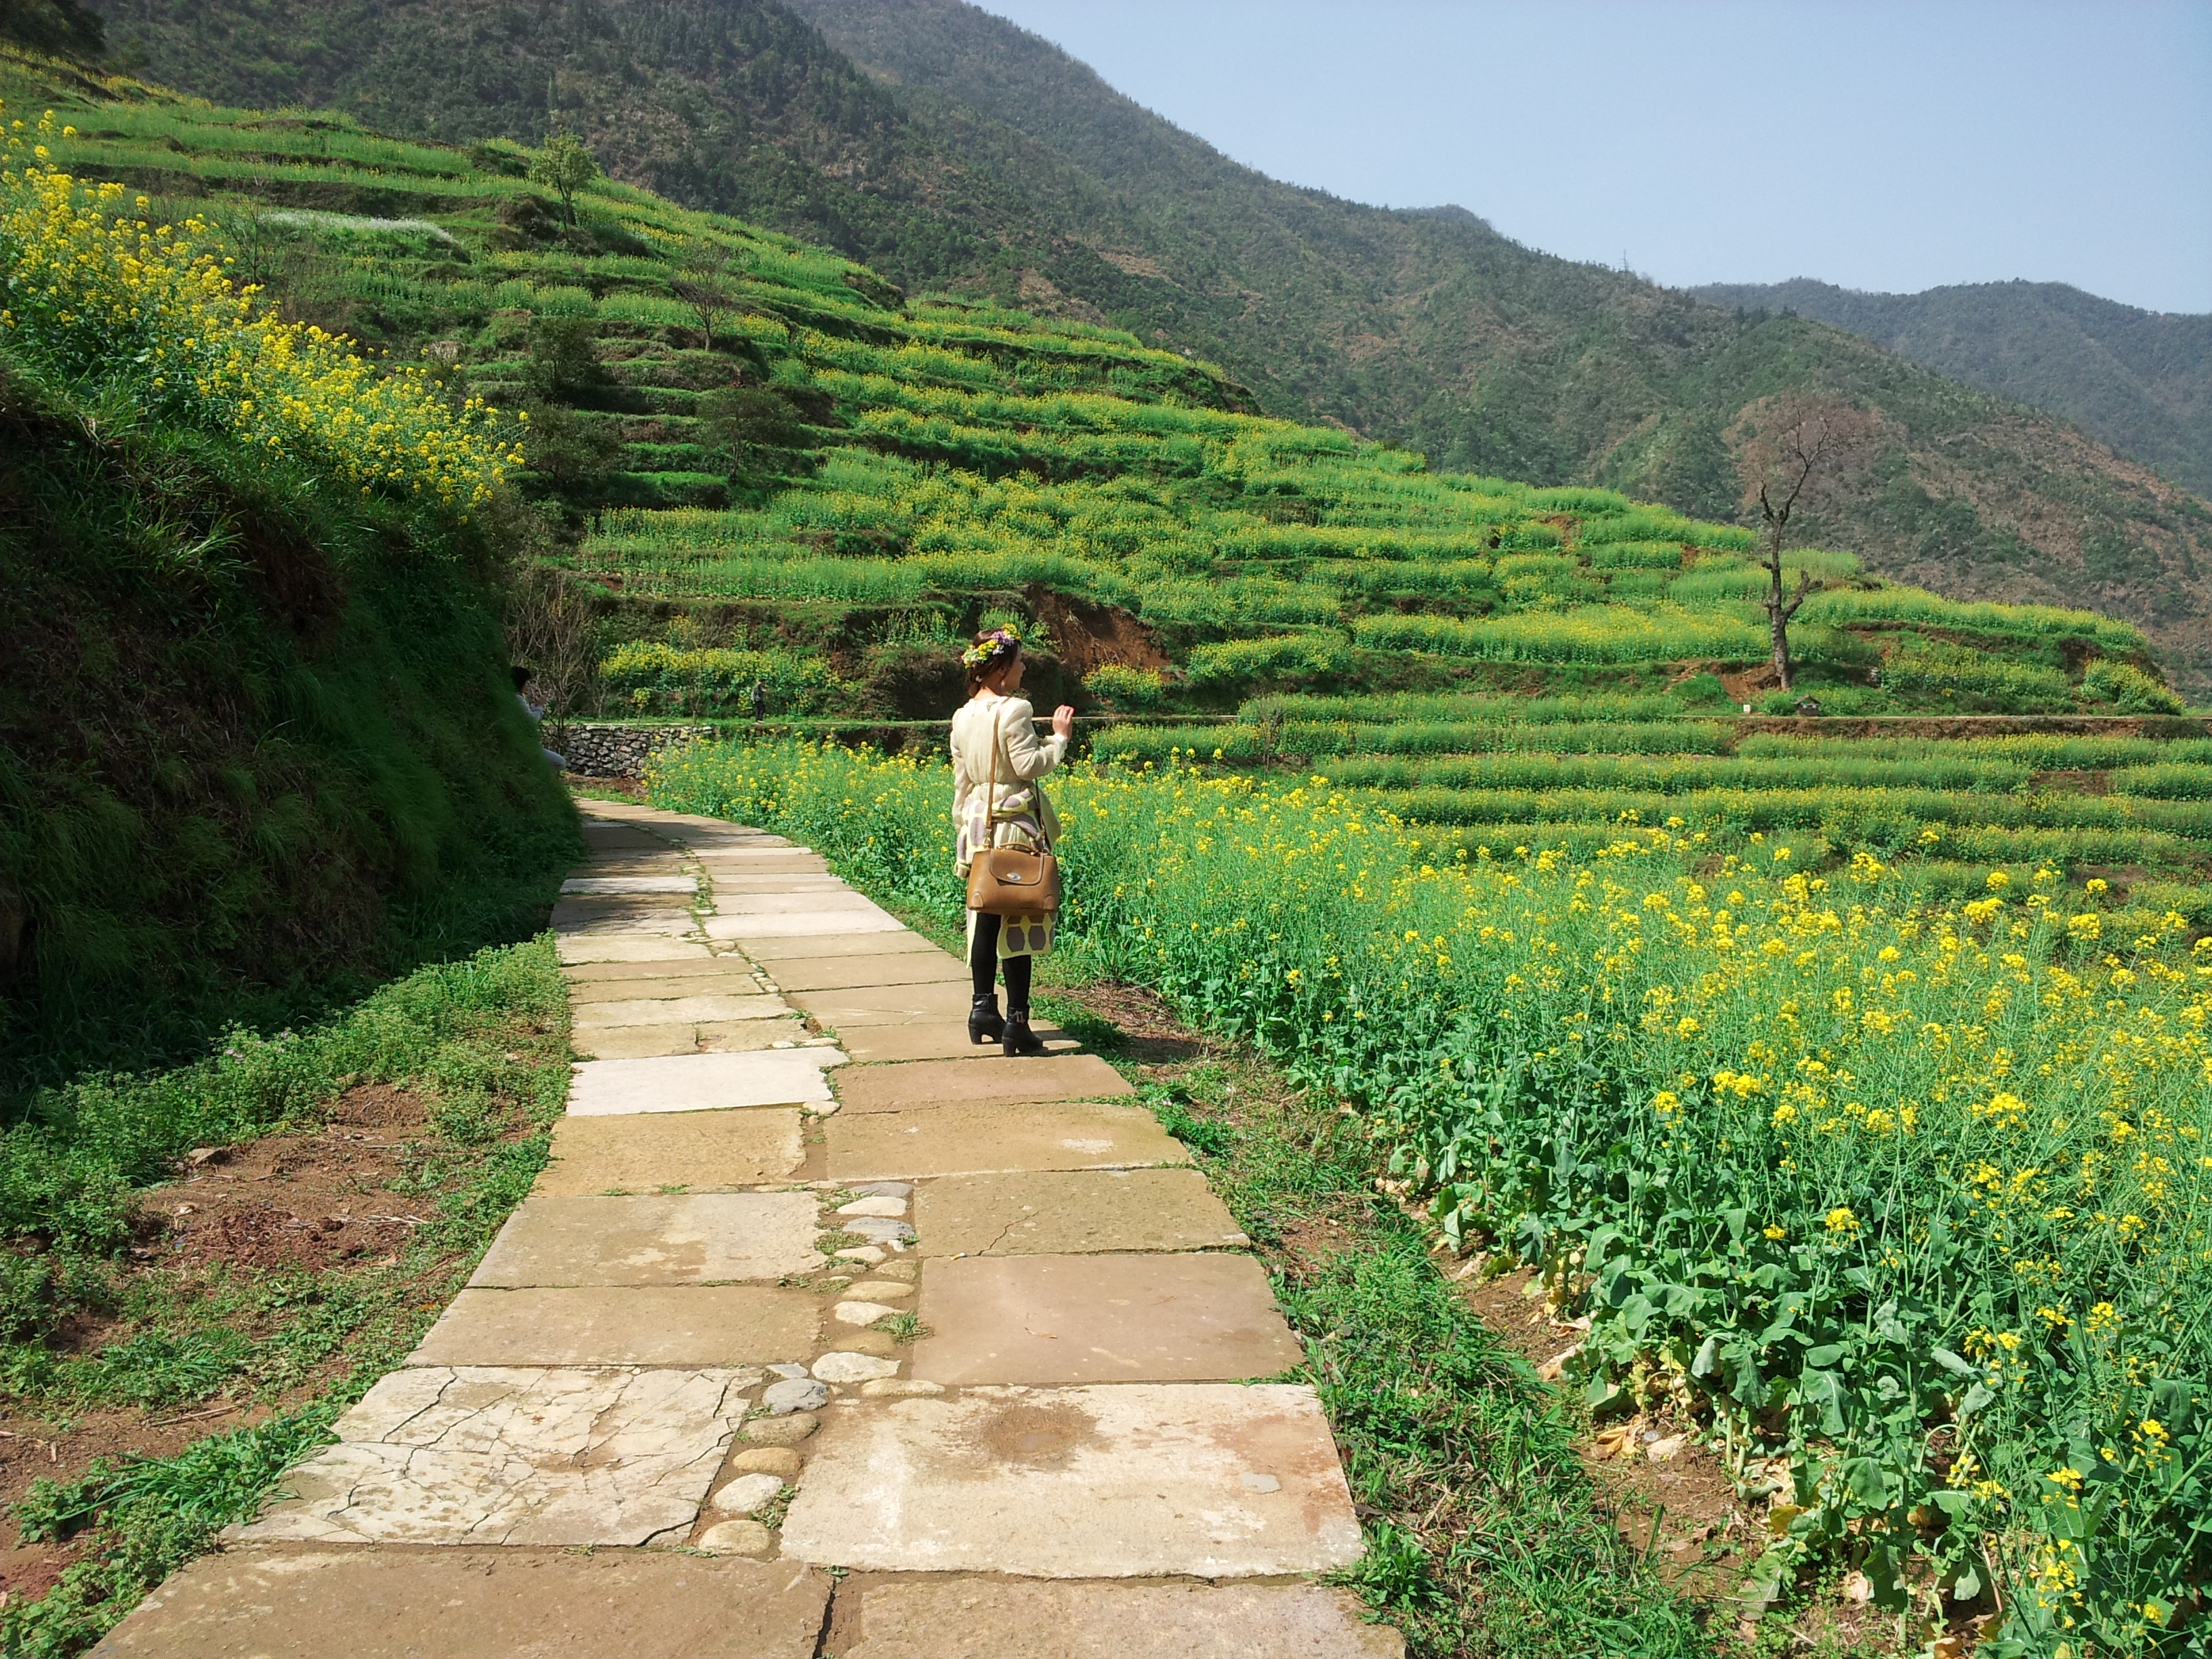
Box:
[1052,704,1076,740]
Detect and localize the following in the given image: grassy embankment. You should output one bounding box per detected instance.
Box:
[651,739,2211,1659]
[1,91,578,1654]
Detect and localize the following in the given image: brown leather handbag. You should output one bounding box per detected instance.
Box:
[965,713,1061,916]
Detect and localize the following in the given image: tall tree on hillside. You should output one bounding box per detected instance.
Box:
[1738,394,1878,690]
[527,131,599,227]
[673,242,739,351]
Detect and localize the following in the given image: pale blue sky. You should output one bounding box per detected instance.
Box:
[976,1,2212,315]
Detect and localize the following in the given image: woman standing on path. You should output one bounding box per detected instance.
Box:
[953,628,1075,1056]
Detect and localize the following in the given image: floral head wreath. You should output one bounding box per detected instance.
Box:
[962,626,1023,670]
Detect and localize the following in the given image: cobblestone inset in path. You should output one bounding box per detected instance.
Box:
[106,800,1397,1657]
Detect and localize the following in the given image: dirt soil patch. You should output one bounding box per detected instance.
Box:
[0,1083,462,1610]
[1024,588,1171,679]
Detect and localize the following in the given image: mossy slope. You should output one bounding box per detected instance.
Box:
[0,365,577,1090]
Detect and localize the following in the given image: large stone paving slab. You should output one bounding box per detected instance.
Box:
[710,911,907,940]
[830,1578,1402,1659]
[472,1193,822,1286]
[234,1367,750,1546]
[787,983,972,1026]
[558,935,714,966]
[913,1253,1299,1385]
[551,897,694,928]
[571,993,790,1027]
[742,930,938,961]
[568,970,771,1001]
[833,1053,1132,1113]
[407,1287,819,1367]
[715,890,886,916]
[827,1101,1190,1181]
[561,875,699,895]
[915,1169,1246,1257]
[535,1109,804,1194]
[836,1023,1078,1063]
[569,1049,844,1115]
[712,874,850,893]
[566,954,762,984]
[779,1383,1362,1576]
[92,1548,833,1658]
[767,952,968,992]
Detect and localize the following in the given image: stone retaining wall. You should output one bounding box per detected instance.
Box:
[556,724,715,778]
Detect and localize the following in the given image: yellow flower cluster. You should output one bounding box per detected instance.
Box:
[1,106,520,511]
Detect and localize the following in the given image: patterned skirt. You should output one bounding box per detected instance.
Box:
[956,789,1055,960]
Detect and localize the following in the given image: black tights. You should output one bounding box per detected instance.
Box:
[969,914,1033,1012]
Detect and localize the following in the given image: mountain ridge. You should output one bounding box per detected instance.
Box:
[85,0,2212,688]
[1689,276,2212,497]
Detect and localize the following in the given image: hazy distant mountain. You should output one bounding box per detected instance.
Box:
[1691,279,2212,497]
[97,0,2212,683]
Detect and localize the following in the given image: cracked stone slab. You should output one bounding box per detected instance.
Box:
[827,1101,1191,1181]
[742,930,939,961]
[709,911,907,941]
[915,1169,1246,1257]
[91,1548,832,1658]
[836,1023,1080,1063]
[569,971,771,1002]
[552,914,700,941]
[573,1020,813,1061]
[566,956,764,985]
[535,1109,805,1195]
[830,1577,1403,1659]
[473,1193,823,1286]
[714,891,884,917]
[572,994,792,1028]
[785,983,973,1027]
[407,1287,819,1367]
[913,1252,1299,1385]
[712,875,851,894]
[558,935,716,965]
[233,1368,754,1547]
[765,953,970,993]
[833,1054,1133,1114]
[779,1383,1361,1576]
[561,875,700,895]
[569,1050,844,1116]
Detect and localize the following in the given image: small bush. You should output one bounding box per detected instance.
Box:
[1183,634,1349,690]
[1082,663,1167,709]
[596,640,845,716]
[2081,658,2185,715]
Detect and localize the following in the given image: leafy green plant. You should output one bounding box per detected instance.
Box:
[1081,663,1166,709]
[2083,658,2187,715]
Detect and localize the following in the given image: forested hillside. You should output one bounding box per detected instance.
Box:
[92,0,2212,689]
[1692,277,2212,498]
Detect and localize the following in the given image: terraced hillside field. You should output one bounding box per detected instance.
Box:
[5,52,2195,735]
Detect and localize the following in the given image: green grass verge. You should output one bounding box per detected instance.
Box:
[0,935,569,1657]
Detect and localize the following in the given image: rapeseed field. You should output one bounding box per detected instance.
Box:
[653,738,2211,1656]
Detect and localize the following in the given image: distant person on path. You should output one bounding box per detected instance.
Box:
[952,628,1073,1056]
[514,666,567,770]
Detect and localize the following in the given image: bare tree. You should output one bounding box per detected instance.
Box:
[1737,394,1878,689]
[672,242,739,351]
[505,565,600,743]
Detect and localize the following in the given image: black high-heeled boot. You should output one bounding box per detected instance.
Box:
[968,995,1006,1046]
[1002,1007,1046,1057]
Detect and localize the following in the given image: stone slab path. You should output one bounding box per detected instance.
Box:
[94,802,1401,1658]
